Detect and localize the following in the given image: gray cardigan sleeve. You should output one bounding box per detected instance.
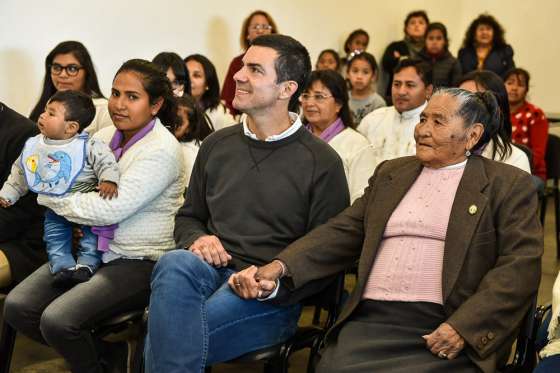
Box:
[88,138,120,185]
[0,154,29,204]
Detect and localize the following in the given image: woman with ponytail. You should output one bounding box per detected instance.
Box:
[236,87,542,373]
[4,59,187,372]
[458,70,530,173]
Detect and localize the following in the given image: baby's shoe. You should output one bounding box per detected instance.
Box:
[72,264,95,284]
[52,268,76,288]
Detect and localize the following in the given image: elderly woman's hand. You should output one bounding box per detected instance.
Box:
[228,261,284,299]
[188,235,232,267]
[422,322,465,359]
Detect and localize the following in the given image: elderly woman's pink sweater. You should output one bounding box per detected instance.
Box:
[363,160,466,305]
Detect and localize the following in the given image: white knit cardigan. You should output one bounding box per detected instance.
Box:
[39,119,187,260]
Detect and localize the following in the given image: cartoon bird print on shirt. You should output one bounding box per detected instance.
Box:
[26,151,72,189]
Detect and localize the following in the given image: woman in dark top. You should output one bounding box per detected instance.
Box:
[418,22,462,88]
[382,10,429,100]
[458,14,514,77]
[220,10,277,116]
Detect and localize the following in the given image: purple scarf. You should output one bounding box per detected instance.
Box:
[92,119,156,252]
[306,117,345,143]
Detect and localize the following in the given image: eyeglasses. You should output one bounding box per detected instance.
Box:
[50,63,83,76]
[299,93,333,103]
[249,24,273,32]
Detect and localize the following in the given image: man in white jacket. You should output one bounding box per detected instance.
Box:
[358,58,433,166]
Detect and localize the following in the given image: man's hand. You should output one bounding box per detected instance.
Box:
[422,322,465,360]
[188,235,232,267]
[228,264,279,299]
[0,197,11,208]
[98,181,118,199]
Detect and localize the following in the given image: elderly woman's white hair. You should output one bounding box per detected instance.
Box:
[431,87,502,153]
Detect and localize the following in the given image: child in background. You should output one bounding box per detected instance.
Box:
[347,52,386,124]
[0,90,119,286]
[173,95,213,186]
[316,49,341,72]
[340,29,370,73]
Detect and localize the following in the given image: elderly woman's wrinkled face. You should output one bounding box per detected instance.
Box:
[415,95,472,168]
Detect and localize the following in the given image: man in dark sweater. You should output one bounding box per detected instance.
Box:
[0,102,46,289]
[145,35,350,372]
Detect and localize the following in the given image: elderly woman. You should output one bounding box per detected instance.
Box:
[230,87,542,373]
[302,70,376,202]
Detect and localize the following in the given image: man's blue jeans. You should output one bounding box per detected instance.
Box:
[44,208,100,273]
[144,250,302,373]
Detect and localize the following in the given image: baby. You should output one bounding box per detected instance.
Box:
[0,90,119,286]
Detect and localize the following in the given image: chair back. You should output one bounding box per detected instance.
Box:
[505,295,541,372]
[546,134,560,180]
[301,272,346,329]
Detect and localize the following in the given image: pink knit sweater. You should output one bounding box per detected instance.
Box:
[362,161,466,304]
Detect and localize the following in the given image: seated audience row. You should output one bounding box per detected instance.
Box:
[0,9,548,371]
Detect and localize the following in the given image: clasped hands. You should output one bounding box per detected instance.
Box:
[188,235,283,299]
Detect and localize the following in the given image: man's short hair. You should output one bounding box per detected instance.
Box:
[250,34,312,111]
[49,90,96,132]
[393,58,433,87]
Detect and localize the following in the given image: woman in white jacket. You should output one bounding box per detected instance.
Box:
[4,59,187,373]
[301,69,376,203]
[185,54,236,130]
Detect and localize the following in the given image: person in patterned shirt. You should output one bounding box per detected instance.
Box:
[505,67,549,183]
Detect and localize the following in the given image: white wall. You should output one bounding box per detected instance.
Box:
[1,0,558,116]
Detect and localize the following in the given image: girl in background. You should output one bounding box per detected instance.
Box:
[418,22,462,88]
[316,49,341,72]
[174,95,213,186]
[347,52,386,124]
[340,29,370,73]
[153,52,191,97]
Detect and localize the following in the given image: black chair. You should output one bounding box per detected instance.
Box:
[503,298,551,372]
[0,307,145,373]
[210,272,346,373]
[134,272,346,373]
[540,134,560,258]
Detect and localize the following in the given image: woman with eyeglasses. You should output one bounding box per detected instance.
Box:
[30,41,111,135]
[221,10,277,117]
[302,70,376,203]
[152,52,191,98]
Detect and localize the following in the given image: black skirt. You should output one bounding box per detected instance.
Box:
[317,300,481,373]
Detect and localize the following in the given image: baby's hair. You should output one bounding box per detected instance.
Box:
[48,90,96,133]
